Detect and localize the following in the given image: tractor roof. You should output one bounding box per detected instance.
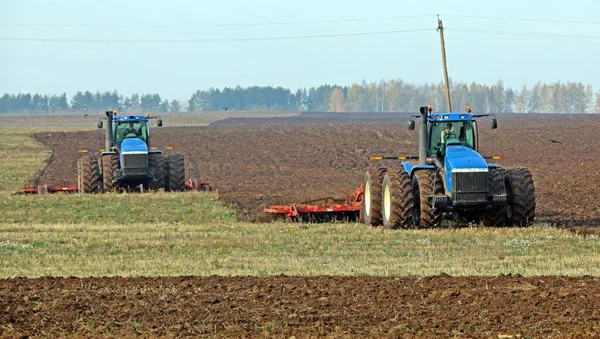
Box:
[113,115,149,123]
[428,112,474,122]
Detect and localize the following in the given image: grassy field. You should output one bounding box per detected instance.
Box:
[1,121,599,278]
[1,203,599,277]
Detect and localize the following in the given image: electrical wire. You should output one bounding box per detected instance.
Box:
[442,14,600,26]
[0,28,433,43]
[447,27,600,40]
[0,14,436,28]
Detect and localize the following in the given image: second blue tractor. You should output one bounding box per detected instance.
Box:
[361,106,536,228]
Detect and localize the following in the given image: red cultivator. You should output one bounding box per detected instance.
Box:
[19,185,79,194]
[18,179,211,194]
[264,185,364,222]
[184,179,213,192]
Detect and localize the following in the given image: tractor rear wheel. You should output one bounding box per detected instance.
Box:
[167,153,186,192]
[78,155,100,193]
[102,154,120,193]
[412,169,443,228]
[481,168,507,227]
[382,169,414,229]
[361,167,387,226]
[148,153,166,191]
[505,168,536,226]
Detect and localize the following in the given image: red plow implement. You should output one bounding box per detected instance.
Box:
[264,185,364,222]
[19,185,79,194]
[18,179,211,194]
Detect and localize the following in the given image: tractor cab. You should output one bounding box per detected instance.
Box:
[428,113,478,159]
[114,118,149,146]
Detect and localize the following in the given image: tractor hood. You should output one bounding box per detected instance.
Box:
[444,145,487,170]
[444,145,488,193]
[120,138,148,154]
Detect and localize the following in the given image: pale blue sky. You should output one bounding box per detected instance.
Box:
[2,0,599,100]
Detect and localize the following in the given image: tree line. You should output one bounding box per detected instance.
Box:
[0,91,181,114]
[2,80,600,114]
[325,79,598,113]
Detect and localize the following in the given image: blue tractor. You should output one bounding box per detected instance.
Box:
[76,110,187,193]
[361,106,536,228]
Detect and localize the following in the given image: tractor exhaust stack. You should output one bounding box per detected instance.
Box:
[105,111,113,151]
[418,106,429,165]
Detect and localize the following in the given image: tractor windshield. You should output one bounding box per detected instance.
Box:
[115,121,148,145]
[430,121,476,156]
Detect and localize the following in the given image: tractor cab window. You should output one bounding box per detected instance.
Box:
[430,121,475,157]
[115,121,148,145]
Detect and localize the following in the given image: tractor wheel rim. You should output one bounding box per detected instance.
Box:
[383,184,391,222]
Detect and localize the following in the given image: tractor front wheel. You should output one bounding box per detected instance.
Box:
[505,168,536,226]
[102,154,120,193]
[382,169,414,229]
[481,168,507,227]
[148,153,166,191]
[77,155,100,193]
[412,170,442,228]
[361,167,387,226]
[167,153,186,192]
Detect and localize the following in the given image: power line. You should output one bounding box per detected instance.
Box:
[3,14,599,28]
[443,14,600,25]
[0,28,433,43]
[0,14,436,28]
[447,27,600,40]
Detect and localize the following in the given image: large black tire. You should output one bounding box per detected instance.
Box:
[481,168,507,227]
[167,153,186,192]
[102,154,120,193]
[382,169,414,229]
[361,167,387,226]
[505,168,536,227]
[148,153,166,191]
[78,156,100,193]
[412,169,443,228]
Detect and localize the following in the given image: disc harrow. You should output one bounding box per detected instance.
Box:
[264,185,363,222]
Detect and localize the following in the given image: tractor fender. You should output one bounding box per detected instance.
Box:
[402,161,436,178]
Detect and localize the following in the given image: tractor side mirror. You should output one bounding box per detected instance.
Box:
[491,118,497,129]
[157,119,163,127]
[419,106,427,114]
[408,120,415,130]
[97,121,103,129]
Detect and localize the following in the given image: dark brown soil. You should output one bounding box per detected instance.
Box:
[33,112,600,226]
[11,113,600,338]
[2,275,599,338]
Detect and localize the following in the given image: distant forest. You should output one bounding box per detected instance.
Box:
[1,79,599,114]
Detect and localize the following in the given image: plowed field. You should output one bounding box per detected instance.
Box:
[7,112,600,337]
[2,275,600,337]
[33,112,600,225]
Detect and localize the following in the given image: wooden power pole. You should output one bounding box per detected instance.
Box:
[438,17,452,113]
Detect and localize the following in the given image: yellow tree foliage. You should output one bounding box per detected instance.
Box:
[328,87,345,112]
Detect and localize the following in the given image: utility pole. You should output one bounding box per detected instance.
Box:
[438,17,452,113]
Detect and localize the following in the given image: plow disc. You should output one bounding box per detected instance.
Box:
[264,185,364,222]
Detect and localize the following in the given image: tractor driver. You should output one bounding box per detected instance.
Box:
[441,122,455,142]
[123,122,140,138]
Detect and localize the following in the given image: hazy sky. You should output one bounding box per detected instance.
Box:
[2,0,599,101]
